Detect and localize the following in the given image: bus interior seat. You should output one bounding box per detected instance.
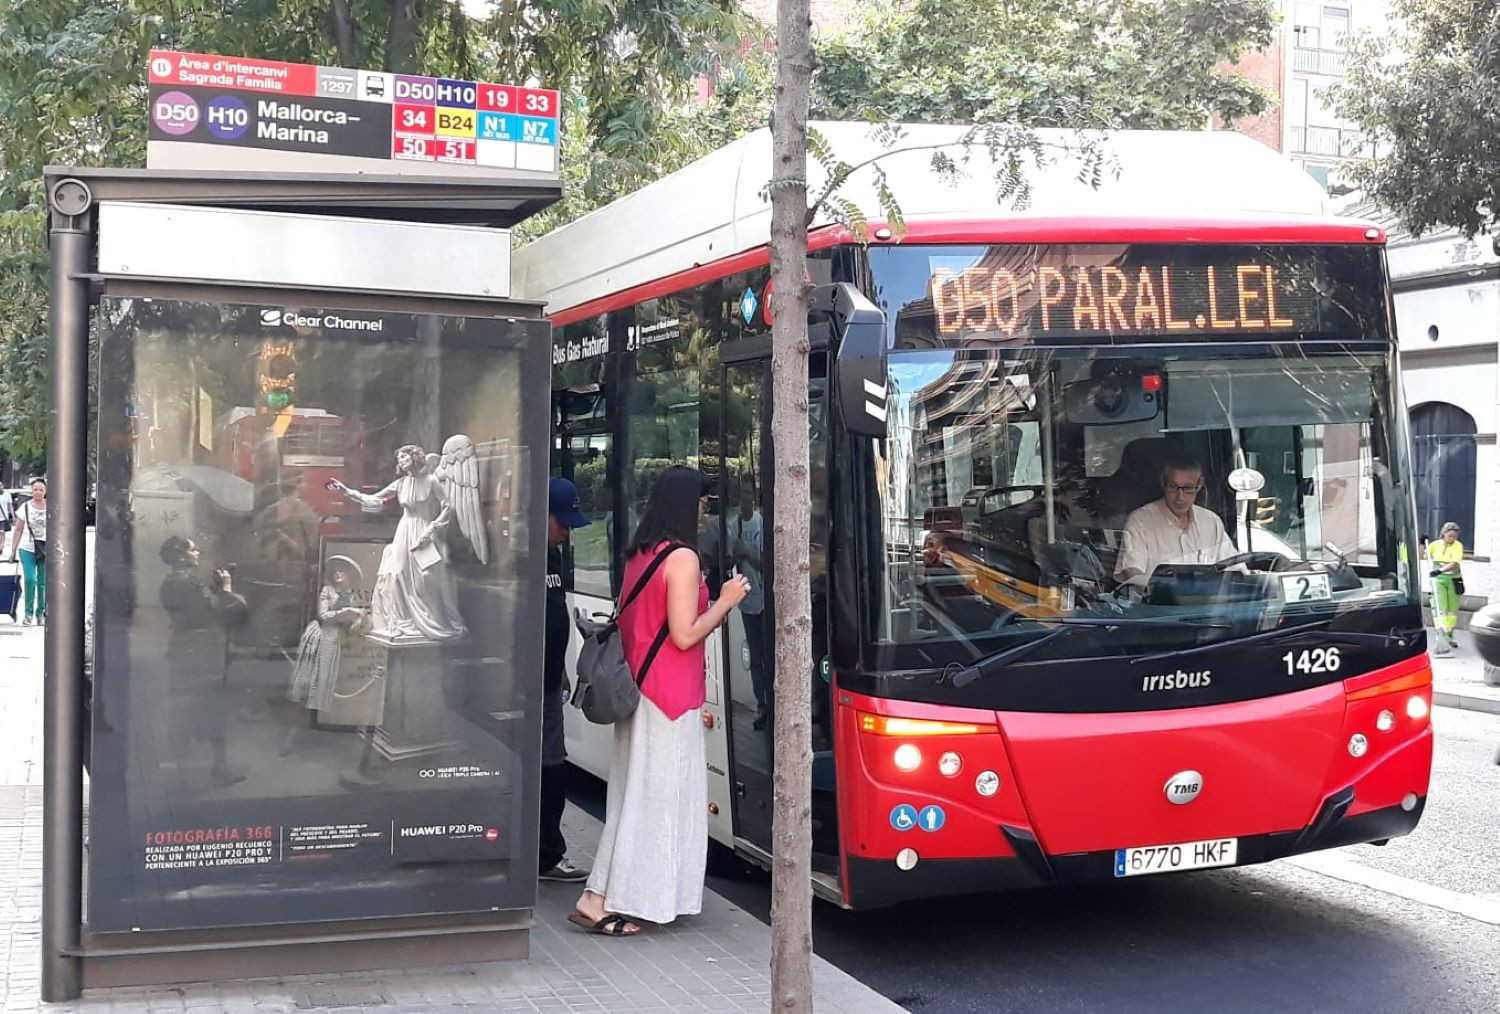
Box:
[1028,516,1113,590]
[1093,437,1183,528]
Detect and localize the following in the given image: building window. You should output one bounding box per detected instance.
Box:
[1410,402,1477,545]
[1293,3,1321,48]
[1321,5,1350,51]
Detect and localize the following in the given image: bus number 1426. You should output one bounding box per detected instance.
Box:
[1283,647,1340,676]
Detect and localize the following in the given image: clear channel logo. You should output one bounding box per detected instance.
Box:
[258,308,385,332]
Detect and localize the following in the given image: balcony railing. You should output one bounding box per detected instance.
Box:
[1291,125,1365,157]
[1293,47,1348,75]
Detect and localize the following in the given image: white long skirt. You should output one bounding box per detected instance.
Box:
[585,696,707,924]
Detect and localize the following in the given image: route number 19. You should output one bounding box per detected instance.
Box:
[1283,646,1340,676]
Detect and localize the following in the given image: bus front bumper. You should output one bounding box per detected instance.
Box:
[843,791,1424,909]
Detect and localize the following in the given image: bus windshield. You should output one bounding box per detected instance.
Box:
[868,345,1421,669]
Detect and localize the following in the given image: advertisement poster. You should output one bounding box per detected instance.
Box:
[146,50,560,178]
[88,298,549,932]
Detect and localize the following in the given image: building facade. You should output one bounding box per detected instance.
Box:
[1365,209,1500,600]
[1228,1,1390,191]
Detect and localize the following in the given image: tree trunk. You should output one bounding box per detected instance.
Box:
[384,0,420,74]
[768,1,814,1012]
[330,0,359,67]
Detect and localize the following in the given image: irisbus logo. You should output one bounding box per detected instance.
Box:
[1140,668,1211,692]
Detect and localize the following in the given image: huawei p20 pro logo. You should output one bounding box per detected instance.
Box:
[1140,668,1212,692]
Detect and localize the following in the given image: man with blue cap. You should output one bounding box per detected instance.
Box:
[540,476,592,882]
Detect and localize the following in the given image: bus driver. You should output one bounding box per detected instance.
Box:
[1114,452,1237,588]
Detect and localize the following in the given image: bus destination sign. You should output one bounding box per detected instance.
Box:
[887,244,1387,346]
[147,50,559,179]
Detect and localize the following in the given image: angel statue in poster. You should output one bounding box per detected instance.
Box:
[327,436,486,644]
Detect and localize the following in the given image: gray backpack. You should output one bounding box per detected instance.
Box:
[570,545,676,725]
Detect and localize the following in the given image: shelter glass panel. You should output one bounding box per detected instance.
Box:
[90,297,548,932]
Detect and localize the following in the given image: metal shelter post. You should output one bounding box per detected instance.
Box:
[42,177,94,1002]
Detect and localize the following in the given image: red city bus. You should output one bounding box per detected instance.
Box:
[221,407,362,519]
[519,125,1433,907]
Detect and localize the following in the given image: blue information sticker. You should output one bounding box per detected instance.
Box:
[917,805,946,832]
[516,116,556,145]
[477,111,516,142]
[889,804,918,832]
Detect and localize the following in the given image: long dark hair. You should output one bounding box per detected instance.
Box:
[628,466,709,557]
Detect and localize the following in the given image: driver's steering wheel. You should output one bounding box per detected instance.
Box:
[1214,551,1294,573]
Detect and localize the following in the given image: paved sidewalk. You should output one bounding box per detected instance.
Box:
[0,621,901,1013]
[1430,631,1500,716]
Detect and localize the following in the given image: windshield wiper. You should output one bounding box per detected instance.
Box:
[946,617,1229,688]
[1132,620,1423,666]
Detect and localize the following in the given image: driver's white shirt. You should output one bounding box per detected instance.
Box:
[1114,499,1237,584]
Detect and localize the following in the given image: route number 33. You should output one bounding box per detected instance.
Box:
[1282,646,1340,676]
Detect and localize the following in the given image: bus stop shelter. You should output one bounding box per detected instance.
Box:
[41,166,557,1001]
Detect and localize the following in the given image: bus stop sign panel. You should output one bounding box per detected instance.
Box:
[147,50,561,178]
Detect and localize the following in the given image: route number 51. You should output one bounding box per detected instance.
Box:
[1283,646,1340,676]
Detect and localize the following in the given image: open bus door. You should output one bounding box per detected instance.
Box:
[716,342,840,885]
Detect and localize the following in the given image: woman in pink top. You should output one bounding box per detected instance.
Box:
[570,467,749,937]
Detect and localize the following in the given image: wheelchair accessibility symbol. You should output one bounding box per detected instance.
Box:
[889,804,919,832]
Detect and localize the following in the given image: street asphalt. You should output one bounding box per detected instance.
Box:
[573,704,1499,1013]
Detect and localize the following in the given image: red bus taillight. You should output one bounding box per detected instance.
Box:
[1345,666,1431,702]
[857,713,996,737]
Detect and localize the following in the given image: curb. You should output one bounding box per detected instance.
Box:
[1433,690,1500,716]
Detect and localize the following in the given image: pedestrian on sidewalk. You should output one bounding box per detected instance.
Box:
[8,478,46,625]
[1429,522,1464,655]
[571,466,749,937]
[539,477,592,884]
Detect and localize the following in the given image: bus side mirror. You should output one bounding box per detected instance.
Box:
[815,283,888,439]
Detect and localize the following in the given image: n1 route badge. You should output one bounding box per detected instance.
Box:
[148,49,558,173]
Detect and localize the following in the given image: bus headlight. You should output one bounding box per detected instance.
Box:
[894,744,922,772]
[1406,696,1429,721]
[1376,709,1396,732]
[1348,733,1368,758]
[975,770,1000,796]
[938,752,963,777]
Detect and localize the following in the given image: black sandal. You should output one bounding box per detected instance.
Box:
[567,911,640,936]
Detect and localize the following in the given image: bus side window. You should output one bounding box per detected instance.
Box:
[554,316,615,599]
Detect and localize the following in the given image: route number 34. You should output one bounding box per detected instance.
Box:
[1282,646,1340,676]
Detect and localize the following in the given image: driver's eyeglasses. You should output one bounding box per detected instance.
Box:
[1166,483,1203,495]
